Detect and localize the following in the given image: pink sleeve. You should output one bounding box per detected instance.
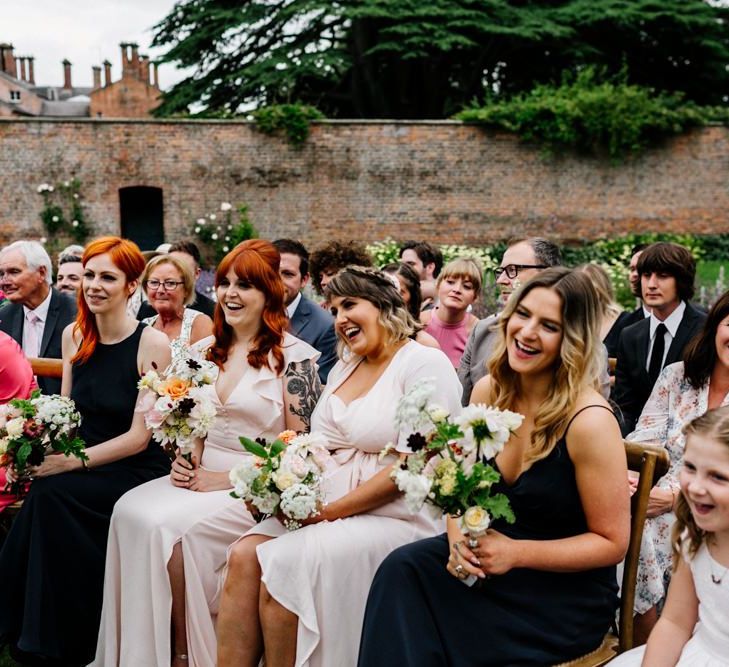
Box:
[0,332,36,402]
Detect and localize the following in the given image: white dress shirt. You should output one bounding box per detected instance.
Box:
[286,292,302,320]
[22,288,53,358]
[645,301,686,372]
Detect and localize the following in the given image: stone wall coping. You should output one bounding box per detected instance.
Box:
[0,117,467,127]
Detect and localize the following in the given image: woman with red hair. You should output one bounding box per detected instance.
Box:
[93,240,321,667]
[0,236,172,666]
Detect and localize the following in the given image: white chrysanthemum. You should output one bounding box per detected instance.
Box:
[251,491,280,515]
[5,417,25,439]
[454,404,523,460]
[280,483,319,521]
[229,458,262,494]
[393,469,432,514]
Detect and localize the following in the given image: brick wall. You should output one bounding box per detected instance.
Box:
[0,118,728,251]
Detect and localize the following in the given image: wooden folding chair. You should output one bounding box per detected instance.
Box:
[554,441,670,666]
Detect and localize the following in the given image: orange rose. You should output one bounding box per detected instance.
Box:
[160,378,191,400]
[277,430,298,445]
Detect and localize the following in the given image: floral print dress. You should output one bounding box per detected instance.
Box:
[626,361,729,613]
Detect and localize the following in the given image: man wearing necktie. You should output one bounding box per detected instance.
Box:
[613,242,706,435]
[0,240,77,395]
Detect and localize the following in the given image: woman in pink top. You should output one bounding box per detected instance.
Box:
[0,331,36,512]
[420,257,481,366]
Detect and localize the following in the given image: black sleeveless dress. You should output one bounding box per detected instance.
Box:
[0,323,171,665]
[358,407,620,666]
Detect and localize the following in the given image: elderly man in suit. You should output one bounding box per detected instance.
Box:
[457,237,562,405]
[0,240,77,395]
[613,242,706,435]
[274,239,337,384]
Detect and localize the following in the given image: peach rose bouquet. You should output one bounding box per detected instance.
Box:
[137,348,219,461]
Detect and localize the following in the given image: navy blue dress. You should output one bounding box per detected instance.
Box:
[358,408,619,666]
[0,323,171,665]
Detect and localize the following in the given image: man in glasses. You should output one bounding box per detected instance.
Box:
[457,237,561,404]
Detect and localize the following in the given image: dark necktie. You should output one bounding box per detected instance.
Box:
[648,323,667,384]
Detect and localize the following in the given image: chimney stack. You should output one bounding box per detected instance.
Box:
[103,59,112,87]
[152,62,159,89]
[62,59,72,89]
[130,43,140,78]
[16,57,25,81]
[120,42,133,77]
[28,56,35,84]
[92,65,102,89]
[0,43,17,78]
[140,55,149,83]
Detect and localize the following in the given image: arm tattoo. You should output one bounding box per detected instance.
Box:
[286,359,322,431]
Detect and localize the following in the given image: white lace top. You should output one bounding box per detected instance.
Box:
[143,307,201,363]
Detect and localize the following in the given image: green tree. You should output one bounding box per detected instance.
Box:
[152,0,729,119]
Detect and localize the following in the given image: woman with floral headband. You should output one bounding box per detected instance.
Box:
[359,268,630,665]
[216,266,462,667]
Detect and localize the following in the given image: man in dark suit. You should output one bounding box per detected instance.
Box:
[613,242,706,435]
[0,240,77,394]
[137,240,216,320]
[274,239,337,384]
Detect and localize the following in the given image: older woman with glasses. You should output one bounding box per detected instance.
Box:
[142,255,213,359]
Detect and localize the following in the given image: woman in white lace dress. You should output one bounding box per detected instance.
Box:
[216,266,462,667]
[93,241,322,667]
[141,254,213,360]
[627,290,729,641]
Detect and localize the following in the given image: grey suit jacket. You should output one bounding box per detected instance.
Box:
[457,315,499,406]
[289,295,337,384]
[0,288,77,394]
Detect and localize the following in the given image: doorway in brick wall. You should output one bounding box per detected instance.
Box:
[119,186,164,250]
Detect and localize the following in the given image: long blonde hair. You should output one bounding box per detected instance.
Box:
[577,263,622,320]
[486,267,603,463]
[673,407,729,566]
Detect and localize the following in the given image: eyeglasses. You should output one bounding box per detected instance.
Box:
[147,279,183,291]
[493,264,547,279]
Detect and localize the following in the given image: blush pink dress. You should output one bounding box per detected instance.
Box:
[240,341,462,667]
[92,334,319,667]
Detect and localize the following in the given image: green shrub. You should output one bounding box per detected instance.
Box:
[456,68,728,159]
[250,104,324,147]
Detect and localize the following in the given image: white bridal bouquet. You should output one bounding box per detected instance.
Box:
[137,349,219,461]
[229,430,332,530]
[0,392,87,495]
[384,377,522,539]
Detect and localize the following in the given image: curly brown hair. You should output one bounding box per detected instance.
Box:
[309,241,372,294]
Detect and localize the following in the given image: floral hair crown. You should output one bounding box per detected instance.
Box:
[340,265,402,293]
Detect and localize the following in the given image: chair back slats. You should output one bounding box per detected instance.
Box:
[28,357,63,379]
[619,442,670,653]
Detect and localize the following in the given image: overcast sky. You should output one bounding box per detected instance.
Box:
[3,0,189,90]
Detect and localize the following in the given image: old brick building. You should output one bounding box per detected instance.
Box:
[0,119,727,251]
[0,42,159,118]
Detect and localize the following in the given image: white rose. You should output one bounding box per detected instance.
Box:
[209,213,216,220]
[461,506,490,536]
[274,470,298,491]
[220,202,232,211]
[211,234,218,241]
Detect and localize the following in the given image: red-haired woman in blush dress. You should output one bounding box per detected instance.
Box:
[0,237,171,666]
